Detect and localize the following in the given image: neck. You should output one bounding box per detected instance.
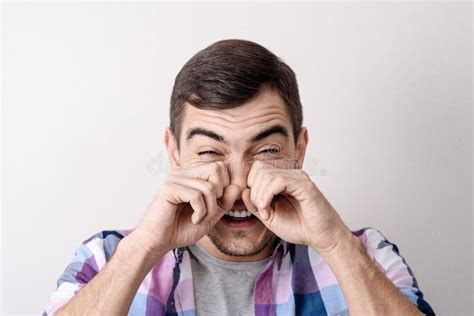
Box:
[196,235,278,262]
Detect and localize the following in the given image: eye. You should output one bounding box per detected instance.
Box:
[256,146,280,156]
[198,150,219,156]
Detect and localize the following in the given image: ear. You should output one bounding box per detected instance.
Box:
[295,127,308,168]
[164,128,180,169]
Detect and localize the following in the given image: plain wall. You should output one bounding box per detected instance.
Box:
[2,2,472,315]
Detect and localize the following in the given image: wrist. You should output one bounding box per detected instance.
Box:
[313,228,365,263]
[116,231,169,272]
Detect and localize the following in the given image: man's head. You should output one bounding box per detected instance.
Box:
[165,39,308,259]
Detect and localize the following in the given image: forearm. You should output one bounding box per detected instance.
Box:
[317,231,423,316]
[56,233,165,315]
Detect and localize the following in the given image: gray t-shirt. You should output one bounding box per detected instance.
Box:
[187,243,271,316]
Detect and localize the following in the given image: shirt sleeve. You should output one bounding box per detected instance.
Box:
[43,230,124,315]
[354,227,436,316]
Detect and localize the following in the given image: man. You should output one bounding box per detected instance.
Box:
[44,39,435,315]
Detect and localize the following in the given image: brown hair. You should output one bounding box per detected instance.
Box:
[170,39,303,148]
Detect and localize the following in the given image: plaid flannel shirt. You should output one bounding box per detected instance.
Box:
[44,227,435,315]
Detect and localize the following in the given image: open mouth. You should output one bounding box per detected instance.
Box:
[223,210,254,221]
[219,199,258,227]
[221,203,258,228]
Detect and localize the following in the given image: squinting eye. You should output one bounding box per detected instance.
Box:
[198,150,219,156]
[257,147,280,156]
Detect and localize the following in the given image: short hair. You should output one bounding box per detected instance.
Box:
[169,39,303,148]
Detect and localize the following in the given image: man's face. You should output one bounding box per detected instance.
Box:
[167,88,307,259]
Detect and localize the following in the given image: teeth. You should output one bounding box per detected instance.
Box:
[225,210,252,218]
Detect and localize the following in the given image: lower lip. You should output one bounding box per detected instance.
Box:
[221,215,258,228]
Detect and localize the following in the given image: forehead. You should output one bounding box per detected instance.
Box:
[180,89,292,145]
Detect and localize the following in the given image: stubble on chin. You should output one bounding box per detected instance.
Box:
[206,228,276,257]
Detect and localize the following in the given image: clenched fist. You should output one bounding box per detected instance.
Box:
[131,161,240,256]
[242,160,352,254]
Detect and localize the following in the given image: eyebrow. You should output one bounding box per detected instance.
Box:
[186,128,227,144]
[185,124,289,144]
[249,124,289,143]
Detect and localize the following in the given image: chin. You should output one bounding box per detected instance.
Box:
[206,225,276,257]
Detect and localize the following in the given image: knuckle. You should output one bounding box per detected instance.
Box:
[191,190,201,200]
[301,170,310,179]
[274,175,285,184]
[263,171,273,182]
[307,180,316,190]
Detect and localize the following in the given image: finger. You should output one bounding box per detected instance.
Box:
[210,161,232,199]
[195,183,218,225]
[258,171,302,210]
[168,176,218,224]
[203,184,241,227]
[254,168,310,202]
[201,184,240,228]
[255,172,277,210]
[242,187,260,216]
[262,170,313,200]
[164,182,207,224]
[251,167,284,212]
[247,160,272,187]
[208,162,224,198]
[260,175,287,211]
[245,190,271,221]
[250,168,268,209]
[218,183,240,211]
[180,162,226,198]
[248,160,306,185]
[219,161,230,189]
[190,193,207,225]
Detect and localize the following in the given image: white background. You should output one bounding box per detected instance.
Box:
[2,2,472,315]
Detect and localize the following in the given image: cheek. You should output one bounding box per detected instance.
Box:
[177,152,202,168]
[183,160,206,169]
[257,154,298,170]
[279,157,299,169]
[278,148,298,168]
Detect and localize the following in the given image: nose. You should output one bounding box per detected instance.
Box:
[225,156,251,194]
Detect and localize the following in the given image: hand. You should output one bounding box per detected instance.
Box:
[242,160,351,254]
[131,161,240,257]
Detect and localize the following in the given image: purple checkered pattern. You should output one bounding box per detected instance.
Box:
[44,227,434,315]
